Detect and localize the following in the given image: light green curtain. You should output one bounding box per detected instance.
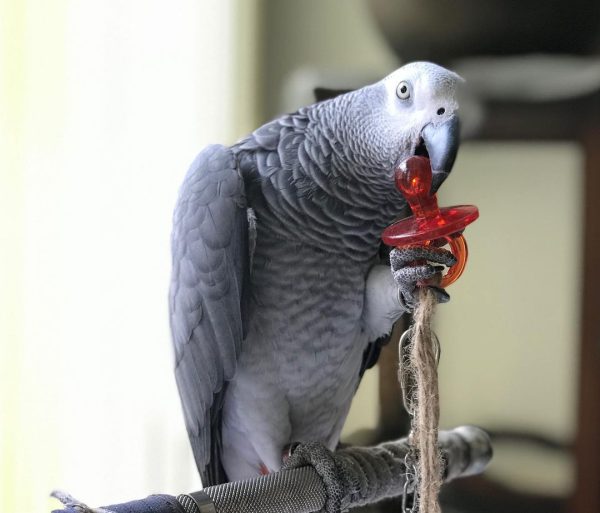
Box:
[0,1,260,511]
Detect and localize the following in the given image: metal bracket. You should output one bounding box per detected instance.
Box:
[177,491,217,513]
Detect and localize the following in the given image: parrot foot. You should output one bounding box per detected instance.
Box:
[390,246,456,311]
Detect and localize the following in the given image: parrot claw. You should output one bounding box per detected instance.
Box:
[282,442,300,465]
[390,246,455,311]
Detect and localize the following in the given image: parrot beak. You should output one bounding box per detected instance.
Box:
[420,115,460,194]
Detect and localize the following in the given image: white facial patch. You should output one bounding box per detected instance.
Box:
[379,62,462,123]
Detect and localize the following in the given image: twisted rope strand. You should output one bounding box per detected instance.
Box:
[407,288,442,513]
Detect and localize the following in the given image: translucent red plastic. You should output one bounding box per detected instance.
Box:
[382,156,479,287]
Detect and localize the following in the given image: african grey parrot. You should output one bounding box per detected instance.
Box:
[169,62,462,486]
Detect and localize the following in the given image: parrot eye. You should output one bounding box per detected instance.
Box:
[396,81,410,100]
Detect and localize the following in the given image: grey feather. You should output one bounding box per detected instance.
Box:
[170,145,248,485]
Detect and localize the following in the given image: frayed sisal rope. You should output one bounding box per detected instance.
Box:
[403,287,442,513]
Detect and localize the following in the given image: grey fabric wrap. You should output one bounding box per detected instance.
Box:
[191,426,491,513]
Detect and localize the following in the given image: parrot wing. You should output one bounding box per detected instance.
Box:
[169,144,249,486]
[359,244,397,378]
[359,333,393,378]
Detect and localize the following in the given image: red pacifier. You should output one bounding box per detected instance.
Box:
[382,156,479,288]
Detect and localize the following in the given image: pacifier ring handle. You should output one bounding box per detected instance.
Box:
[436,233,468,288]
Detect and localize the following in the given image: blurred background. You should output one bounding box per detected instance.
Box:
[1,1,599,512]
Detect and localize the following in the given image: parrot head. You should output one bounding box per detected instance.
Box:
[330,61,463,195]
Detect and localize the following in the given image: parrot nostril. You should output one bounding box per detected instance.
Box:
[437,107,445,116]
